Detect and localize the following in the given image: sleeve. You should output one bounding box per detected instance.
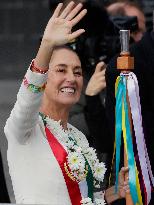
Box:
[4,62,48,144]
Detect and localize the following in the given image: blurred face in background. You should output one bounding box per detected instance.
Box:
[107,2,146,42]
[125,5,146,42]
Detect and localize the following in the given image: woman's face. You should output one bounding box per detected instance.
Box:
[45,48,83,107]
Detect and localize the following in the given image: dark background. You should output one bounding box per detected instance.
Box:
[0,0,51,79]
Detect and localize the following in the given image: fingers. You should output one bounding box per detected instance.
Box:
[52,3,63,19]
[121,167,129,174]
[95,62,106,73]
[69,29,85,41]
[119,166,130,198]
[123,183,130,193]
[120,167,129,176]
[66,3,83,21]
[59,1,75,19]
[125,186,130,193]
[119,167,127,185]
[71,9,87,26]
[119,179,130,197]
[56,2,86,25]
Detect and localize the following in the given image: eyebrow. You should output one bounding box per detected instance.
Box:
[55,64,67,68]
[55,64,82,70]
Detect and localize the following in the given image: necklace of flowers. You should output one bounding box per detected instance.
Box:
[44,115,106,205]
[81,196,106,205]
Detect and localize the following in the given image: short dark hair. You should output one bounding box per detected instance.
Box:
[53,45,81,61]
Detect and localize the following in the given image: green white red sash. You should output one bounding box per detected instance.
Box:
[45,126,82,204]
[39,112,94,204]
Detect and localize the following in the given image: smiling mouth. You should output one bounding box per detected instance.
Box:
[60,87,75,94]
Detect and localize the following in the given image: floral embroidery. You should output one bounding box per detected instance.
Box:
[23,76,46,93]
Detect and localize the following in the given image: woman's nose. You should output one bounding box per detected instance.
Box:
[66,71,76,82]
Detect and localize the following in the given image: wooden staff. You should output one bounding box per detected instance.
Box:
[117,30,134,205]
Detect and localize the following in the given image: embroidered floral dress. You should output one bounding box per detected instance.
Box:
[4,64,106,205]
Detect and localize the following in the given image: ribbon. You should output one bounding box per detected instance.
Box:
[45,126,82,205]
[127,72,154,204]
[129,73,154,186]
[122,76,139,204]
[122,100,143,205]
[115,75,140,204]
[115,72,154,204]
[115,77,123,192]
[85,159,94,200]
[109,77,121,186]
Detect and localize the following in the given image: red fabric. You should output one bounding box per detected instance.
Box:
[45,126,82,205]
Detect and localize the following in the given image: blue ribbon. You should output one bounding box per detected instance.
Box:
[115,77,123,192]
[115,75,140,204]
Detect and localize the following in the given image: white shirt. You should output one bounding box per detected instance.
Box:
[4,65,104,205]
[4,67,73,204]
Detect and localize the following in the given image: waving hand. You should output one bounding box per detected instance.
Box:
[35,1,87,70]
[43,2,87,46]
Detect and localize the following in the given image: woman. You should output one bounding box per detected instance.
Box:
[4,2,129,204]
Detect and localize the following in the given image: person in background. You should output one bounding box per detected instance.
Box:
[84,0,147,191]
[85,29,154,205]
[84,61,113,193]
[106,0,146,42]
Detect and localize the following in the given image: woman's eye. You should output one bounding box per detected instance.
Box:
[57,68,65,73]
[74,71,82,76]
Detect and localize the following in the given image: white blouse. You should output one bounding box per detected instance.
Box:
[4,66,73,204]
[4,65,105,205]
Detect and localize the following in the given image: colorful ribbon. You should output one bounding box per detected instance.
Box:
[127,72,154,204]
[115,72,154,205]
[115,75,140,204]
[23,76,46,93]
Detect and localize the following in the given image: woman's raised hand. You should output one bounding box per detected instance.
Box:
[35,2,87,70]
[42,1,87,46]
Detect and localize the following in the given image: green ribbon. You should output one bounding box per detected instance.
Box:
[115,75,140,204]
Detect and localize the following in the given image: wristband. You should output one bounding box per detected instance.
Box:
[31,60,48,74]
[23,76,46,93]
